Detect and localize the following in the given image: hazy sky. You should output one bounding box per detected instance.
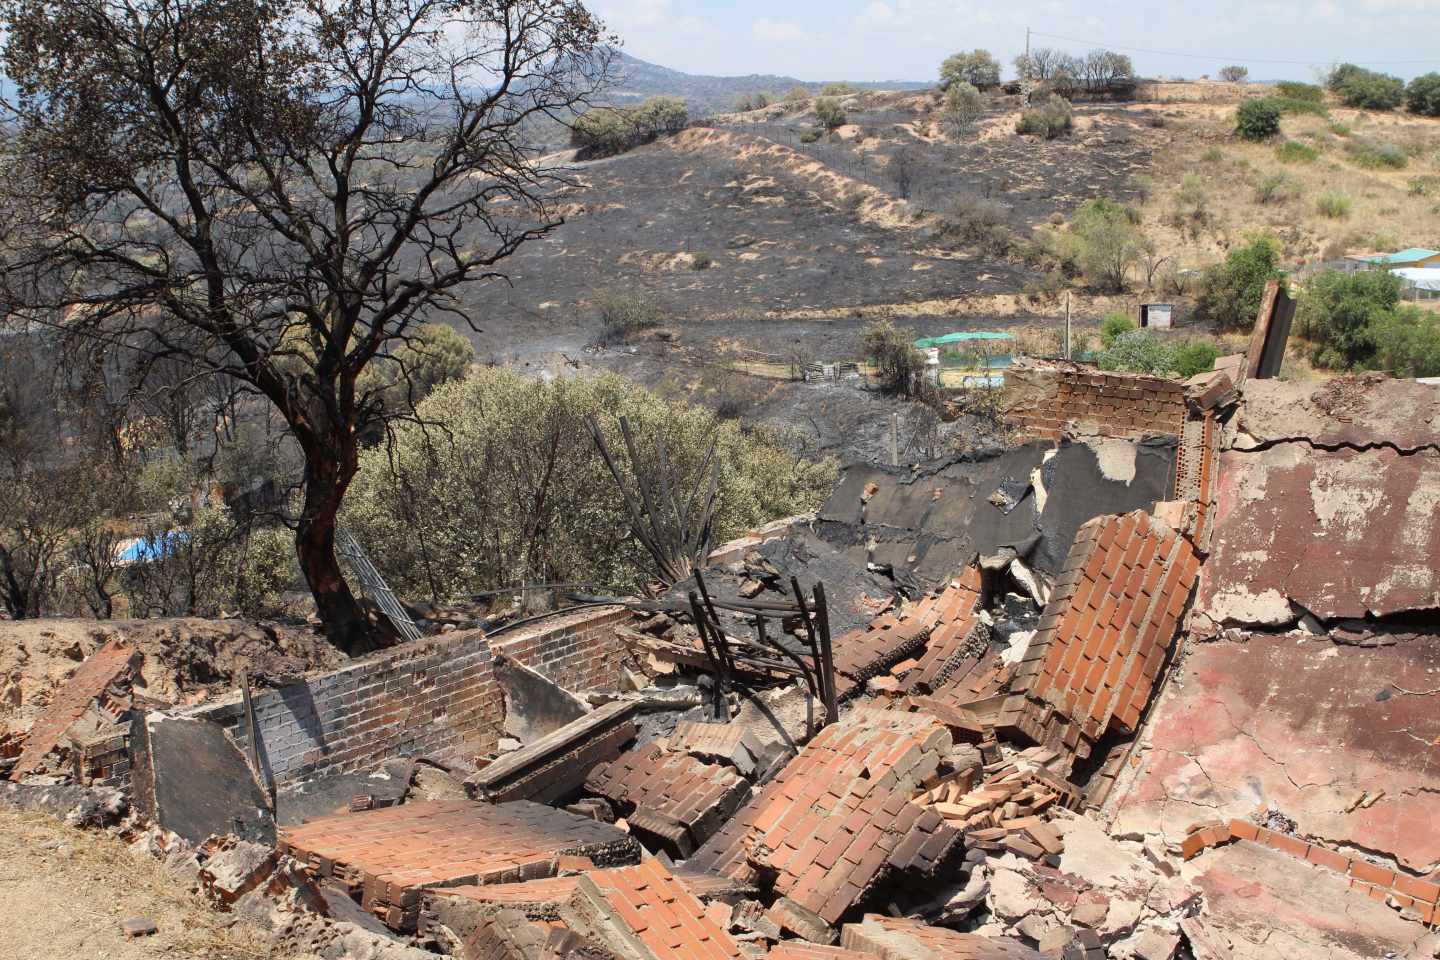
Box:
[591,0,1440,84]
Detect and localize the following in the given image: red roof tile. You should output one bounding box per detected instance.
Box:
[687,709,960,925]
[567,858,745,960]
[1004,510,1199,759]
[584,743,751,856]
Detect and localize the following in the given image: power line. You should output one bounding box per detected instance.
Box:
[1028,30,1440,68]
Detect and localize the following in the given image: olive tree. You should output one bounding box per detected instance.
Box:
[0,0,615,652]
[941,50,1001,90]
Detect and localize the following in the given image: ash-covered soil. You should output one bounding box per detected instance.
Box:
[460,95,1165,361]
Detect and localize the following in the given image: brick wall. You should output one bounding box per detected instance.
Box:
[183,607,631,786]
[1008,365,1187,442]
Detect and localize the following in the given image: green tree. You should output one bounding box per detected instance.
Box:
[1372,307,1440,377]
[815,97,847,131]
[1098,330,1175,376]
[1194,235,1286,332]
[1297,269,1404,369]
[1406,73,1440,116]
[1219,65,1249,83]
[1328,64,1405,110]
[363,324,476,416]
[1065,199,1145,292]
[941,50,1001,90]
[1236,98,1282,141]
[344,371,835,599]
[0,0,613,653]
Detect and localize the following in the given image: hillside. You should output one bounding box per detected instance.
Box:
[606,49,930,115]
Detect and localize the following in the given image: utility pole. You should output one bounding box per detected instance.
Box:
[1025,27,1031,61]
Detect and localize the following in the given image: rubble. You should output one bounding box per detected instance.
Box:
[467,701,639,804]
[11,350,1438,960]
[8,637,140,782]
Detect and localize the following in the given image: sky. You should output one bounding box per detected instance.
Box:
[590,0,1440,84]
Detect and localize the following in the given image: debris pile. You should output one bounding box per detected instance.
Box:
[7,349,1440,960]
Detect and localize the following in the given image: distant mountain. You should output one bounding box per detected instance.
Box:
[605,50,931,116]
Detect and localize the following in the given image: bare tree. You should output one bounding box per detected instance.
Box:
[0,0,615,651]
[1014,47,1068,83]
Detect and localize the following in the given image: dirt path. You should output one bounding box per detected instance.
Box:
[0,811,295,960]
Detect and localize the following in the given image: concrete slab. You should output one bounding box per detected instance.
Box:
[130,712,274,846]
[1182,842,1431,960]
[1198,445,1440,624]
[1236,377,1440,453]
[493,653,590,745]
[1111,634,1440,872]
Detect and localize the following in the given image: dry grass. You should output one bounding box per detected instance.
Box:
[0,811,299,960]
[1136,104,1440,269]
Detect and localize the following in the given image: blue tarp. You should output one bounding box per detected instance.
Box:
[118,531,189,565]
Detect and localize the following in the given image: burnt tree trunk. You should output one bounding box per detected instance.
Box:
[290,398,379,656]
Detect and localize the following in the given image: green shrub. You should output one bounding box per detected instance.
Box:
[691,252,714,270]
[1407,73,1440,117]
[1328,64,1405,110]
[1200,146,1225,164]
[1254,172,1295,205]
[1236,98,1282,141]
[595,289,663,344]
[820,82,859,96]
[1275,81,1323,103]
[1328,121,1352,137]
[1016,95,1073,139]
[1373,306,1440,376]
[799,129,822,144]
[1298,268,1404,369]
[1344,138,1408,169]
[1100,312,1137,348]
[942,81,983,134]
[1097,330,1175,376]
[1316,190,1352,218]
[1275,140,1320,164]
[1172,342,1222,378]
[1194,234,1285,332]
[345,370,836,597]
[1276,98,1327,117]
